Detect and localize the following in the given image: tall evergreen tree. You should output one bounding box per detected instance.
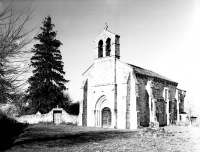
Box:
[27,16,69,114]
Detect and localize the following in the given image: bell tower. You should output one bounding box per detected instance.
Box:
[94,26,120,59]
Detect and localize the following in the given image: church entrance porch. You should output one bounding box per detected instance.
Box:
[102,107,111,128]
[94,95,113,128]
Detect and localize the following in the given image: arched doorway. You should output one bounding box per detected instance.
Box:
[102,107,111,128]
[95,96,112,128]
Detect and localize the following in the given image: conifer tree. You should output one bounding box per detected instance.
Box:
[27,16,69,114]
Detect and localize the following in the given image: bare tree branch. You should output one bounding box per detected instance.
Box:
[0,0,36,104]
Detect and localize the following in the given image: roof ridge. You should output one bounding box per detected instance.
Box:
[104,29,120,37]
[127,63,144,70]
[127,63,177,84]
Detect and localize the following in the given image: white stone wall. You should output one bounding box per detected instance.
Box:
[88,85,115,127]
[129,70,138,129]
[16,108,78,125]
[93,57,115,86]
[116,60,130,129]
[85,57,116,127]
[116,60,138,129]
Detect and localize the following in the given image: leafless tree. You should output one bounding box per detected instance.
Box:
[185,99,195,124]
[0,0,35,104]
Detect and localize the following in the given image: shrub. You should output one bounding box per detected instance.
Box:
[0,110,28,150]
[20,105,35,116]
[67,102,79,115]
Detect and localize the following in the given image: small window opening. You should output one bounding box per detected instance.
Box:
[169,101,172,113]
[105,38,111,56]
[98,40,103,58]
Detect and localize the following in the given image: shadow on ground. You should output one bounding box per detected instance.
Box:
[7,124,136,150]
[0,112,28,151]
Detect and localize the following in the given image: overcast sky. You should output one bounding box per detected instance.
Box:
[15,0,200,114]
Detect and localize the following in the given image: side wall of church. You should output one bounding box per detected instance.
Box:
[165,84,177,123]
[179,93,185,113]
[175,89,186,122]
[136,76,150,127]
[136,75,177,127]
[153,81,176,125]
[176,89,186,113]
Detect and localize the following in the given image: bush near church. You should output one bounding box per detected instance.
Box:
[67,102,79,115]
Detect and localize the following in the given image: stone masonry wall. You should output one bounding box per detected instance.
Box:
[178,90,186,113]
[16,109,78,124]
[167,85,177,123]
[136,74,177,127]
[156,99,166,126]
[136,76,149,127]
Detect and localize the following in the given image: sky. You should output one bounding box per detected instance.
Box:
[13,0,200,114]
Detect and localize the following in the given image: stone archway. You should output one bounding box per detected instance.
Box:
[102,107,111,128]
[95,95,112,128]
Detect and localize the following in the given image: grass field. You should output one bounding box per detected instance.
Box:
[4,124,200,152]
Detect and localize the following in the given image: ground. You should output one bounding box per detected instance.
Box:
[4,124,200,152]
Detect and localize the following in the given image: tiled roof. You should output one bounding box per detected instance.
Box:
[128,63,177,84]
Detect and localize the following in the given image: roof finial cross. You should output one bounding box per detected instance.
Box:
[104,23,108,30]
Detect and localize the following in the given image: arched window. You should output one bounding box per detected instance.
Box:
[105,38,111,56]
[98,40,103,58]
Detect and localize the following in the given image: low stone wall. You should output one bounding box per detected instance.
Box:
[16,108,78,125]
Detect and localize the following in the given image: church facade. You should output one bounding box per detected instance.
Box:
[79,29,186,129]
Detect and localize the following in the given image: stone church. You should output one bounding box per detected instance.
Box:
[79,28,186,129]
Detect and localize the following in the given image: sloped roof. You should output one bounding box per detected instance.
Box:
[106,29,120,37]
[128,63,177,84]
